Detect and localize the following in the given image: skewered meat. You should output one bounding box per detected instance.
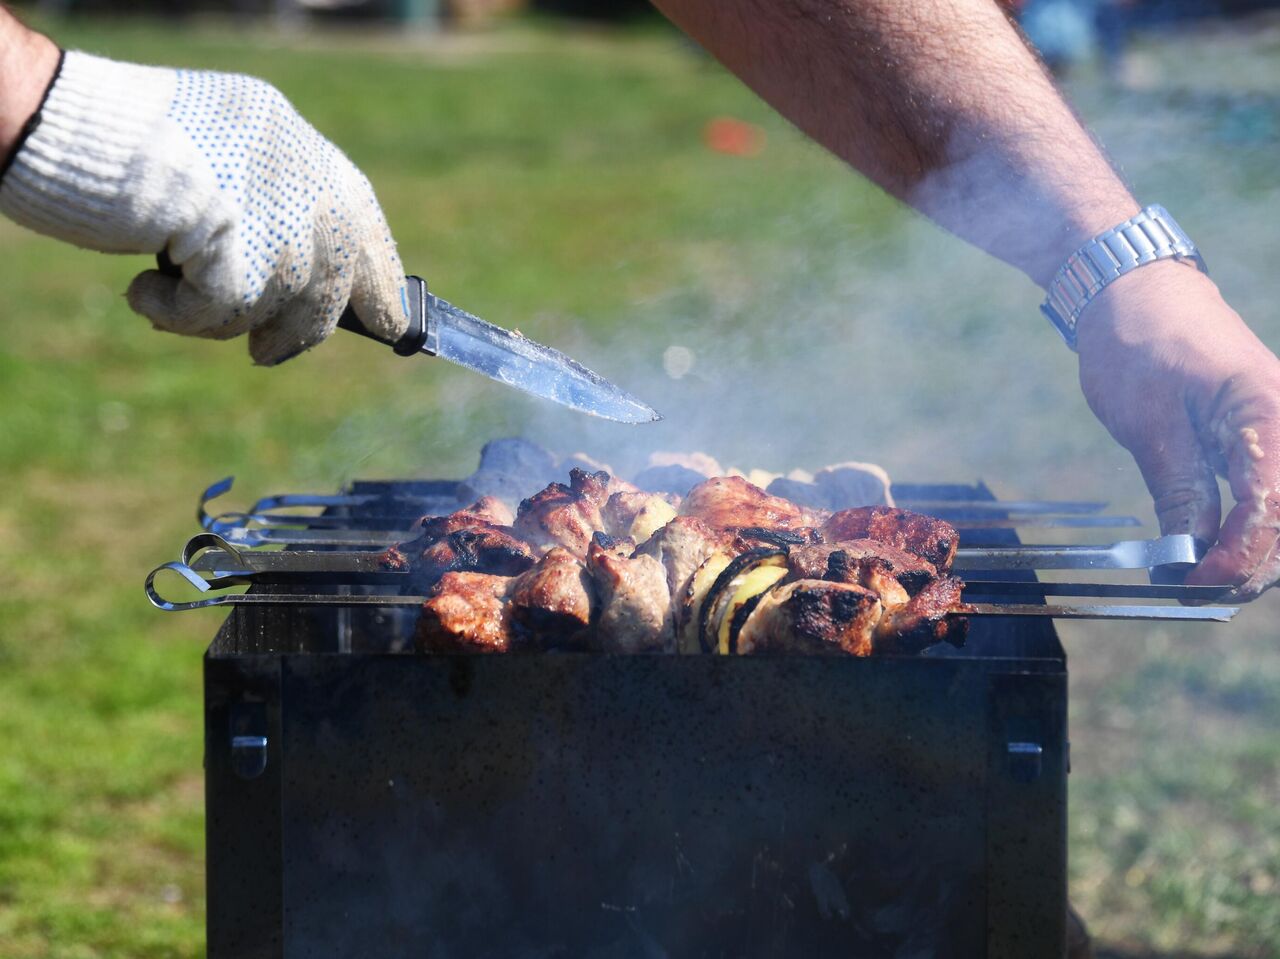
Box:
[514,468,635,557]
[602,491,679,544]
[737,580,885,656]
[735,573,966,657]
[586,534,673,653]
[680,476,826,530]
[509,547,594,644]
[787,541,938,596]
[873,576,967,653]
[633,516,738,599]
[417,495,514,537]
[820,507,959,572]
[411,464,967,658]
[381,498,536,591]
[417,572,513,653]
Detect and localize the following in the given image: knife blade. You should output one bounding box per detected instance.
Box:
[153,254,660,423]
[338,276,661,424]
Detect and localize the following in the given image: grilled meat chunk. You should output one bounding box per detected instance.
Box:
[820,507,958,571]
[381,497,535,590]
[680,475,826,530]
[634,516,739,599]
[417,495,514,538]
[602,491,680,544]
[586,534,673,653]
[874,575,968,654]
[515,469,634,557]
[404,525,536,591]
[509,547,594,644]
[417,572,514,653]
[788,540,938,597]
[737,579,885,656]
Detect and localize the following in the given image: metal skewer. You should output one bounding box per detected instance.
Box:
[149,534,1239,621]
[145,562,1241,623]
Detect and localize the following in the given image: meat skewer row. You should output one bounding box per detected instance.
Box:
[402,470,965,656]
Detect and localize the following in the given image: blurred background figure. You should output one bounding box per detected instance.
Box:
[1019,0,1099,74]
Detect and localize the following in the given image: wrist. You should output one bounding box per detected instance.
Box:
[1074,259,1223,355]
[1,51,181,252]
[0,13,60,164]
[1026,200,1142,289]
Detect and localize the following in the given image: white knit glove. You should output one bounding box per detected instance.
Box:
[0,51,408,365]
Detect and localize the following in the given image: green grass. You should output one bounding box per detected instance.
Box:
[1,13,1278,958]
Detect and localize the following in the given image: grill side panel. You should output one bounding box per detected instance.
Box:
[266,654,1059,958]
[205,653,284,959]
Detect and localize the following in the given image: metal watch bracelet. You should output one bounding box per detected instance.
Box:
[1041,204,1208,350]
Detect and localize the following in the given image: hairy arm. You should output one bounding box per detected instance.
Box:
[655,0,1280,598]
[652,0,1136,285]
[0,8,58,162]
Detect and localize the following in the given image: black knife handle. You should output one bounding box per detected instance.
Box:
[338,276,431,356]
[154,251,430,357]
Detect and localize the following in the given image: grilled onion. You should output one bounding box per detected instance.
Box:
[676,551,733,654]
[697,548,789,654]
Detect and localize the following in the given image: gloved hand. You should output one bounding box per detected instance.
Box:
[1077,260,1280,599]
[0,51,407,365]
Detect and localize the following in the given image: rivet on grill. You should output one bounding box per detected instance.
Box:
[1007,741,1043,783]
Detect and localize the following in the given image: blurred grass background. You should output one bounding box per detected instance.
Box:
[0,11,1277,957]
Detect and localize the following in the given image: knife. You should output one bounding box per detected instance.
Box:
[155,256,660,424]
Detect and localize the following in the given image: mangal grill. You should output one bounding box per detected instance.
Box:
[145,440,1238,959]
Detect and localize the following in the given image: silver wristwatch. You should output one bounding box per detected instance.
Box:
[1041,204,1208,350]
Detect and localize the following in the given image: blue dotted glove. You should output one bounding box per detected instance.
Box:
[0,51,409,365]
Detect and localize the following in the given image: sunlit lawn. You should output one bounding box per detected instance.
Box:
[0,12,1277,957]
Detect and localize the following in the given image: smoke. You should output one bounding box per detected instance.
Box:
[295,15,1279,525]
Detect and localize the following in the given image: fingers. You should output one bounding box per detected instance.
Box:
[1185,419,1280,597]
[248,265,353,367]
[126,270,257,340]
[345,183,410,343]
[1125,410,1222,545]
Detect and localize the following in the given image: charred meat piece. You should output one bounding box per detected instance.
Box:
[417,495,514,538]
[874,575,968,654]
[820,507,959,571]
[602,490,679,544]
[586,533,673,653]
[679,476,827,531]
[737,579,885,656]
[416,572,514,653]
[405,525,536,591]
[788,540,938,597]
[514,469,634,557]
[381,497,534,590]
[509,547,594,645]
[634,516,738,599]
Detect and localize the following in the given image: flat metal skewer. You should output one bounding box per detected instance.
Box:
[952,535,1203,571]
[961,603,1238,622]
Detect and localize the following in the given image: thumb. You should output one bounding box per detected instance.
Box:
[346,231,410,344]
[1125,412,1221,544]
[126,270,256,340]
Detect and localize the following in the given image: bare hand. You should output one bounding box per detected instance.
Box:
[1077,261,1280,598]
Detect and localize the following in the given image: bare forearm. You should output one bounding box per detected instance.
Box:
[0,8,58,160]
[652,0,1137,286]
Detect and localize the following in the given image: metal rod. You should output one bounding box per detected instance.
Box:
[962,580,1233,601]
[953,535,1203,571]
[961,602,1238,622]
[897,499,1108,514]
